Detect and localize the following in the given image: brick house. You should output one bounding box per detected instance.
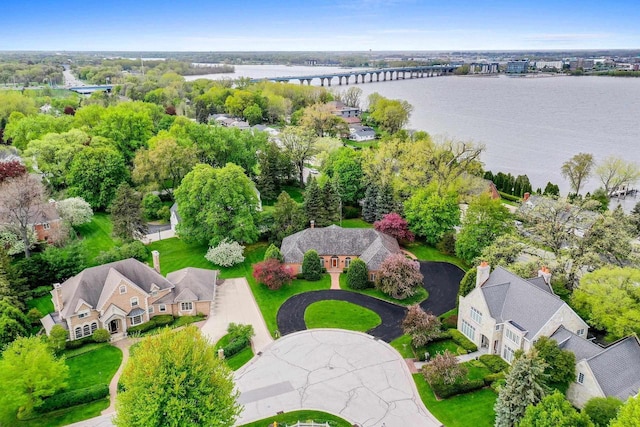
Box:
[40,252,217,341]
[280,224,401,281]
[458,263,640,407]
[0,201,63,245]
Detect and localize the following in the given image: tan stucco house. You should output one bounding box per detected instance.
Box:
[459,263,640,407]
[280,224,401,281]
[40,252,217,341]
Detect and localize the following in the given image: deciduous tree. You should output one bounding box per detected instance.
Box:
[375,254,423,300]
[280,126,317,187]
[596,156,640,198]
[532,336,576,388]
[56,197,93,226]
[115,326,241,427]
[561,152,594,196]
[582,396,623,427]
[520,391,593,427]
[374,212,414,242]
[252,259,295,290]
[402,305,441,347]
[300,103,348,137]
[404,188,460,246]
[422,350,467,385]
[0,159,26,183]
[368,93,412,134]
[271,191,306,245]
[205,239,245,267]
[606,394,640,427]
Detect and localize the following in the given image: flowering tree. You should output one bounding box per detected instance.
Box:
[252,259,295,290]
[422,350,467,385]
[375,253,424,299]
[0,160,26,183]
[56,197,93,226]
[374,212,415,242]
[402,305,442,347]
[205,239,245,267]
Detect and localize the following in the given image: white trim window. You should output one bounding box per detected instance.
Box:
[131,315,142,325]
[130,297,139,307]
[470,307,483,324]
[83,324,90,336]
[369,273,376,281]
[148,306,154,314]
[505,328,521,345]
[180,302,193,311]
[578,372,585,384]
[78,311,89,319]
[119,285,127,294]
[91,322,97,333]
[43,222,51,230]
[345,257,351,268]
[577,328,585,336]
[75,326,82,339]
[159,304,166,312]
[503,345,516,363]
[319,258,325,268]
[461,320,476,341]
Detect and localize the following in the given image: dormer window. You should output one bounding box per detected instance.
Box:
[78,311,89,319]
[119,285,126,294]
[131,297,139,307]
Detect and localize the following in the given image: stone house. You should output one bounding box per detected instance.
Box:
[280,224,401,281]
[40,252,217,341]
[459,263,640,407]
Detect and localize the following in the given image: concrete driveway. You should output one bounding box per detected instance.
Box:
[234,329,441,427]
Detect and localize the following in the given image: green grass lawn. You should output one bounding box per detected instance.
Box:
[465,360,492,381]
[338,218,373,228]
[74,213,116,264]
[425,339,466,356]
[338,273,428,306]
[403,241,469,271]
[215,334,254,371]
[239,410,352,427]
[304,300,382,332]
[26,295,54,316]
[413,374,496,427]
[390,334,415,358]
[262,185,305,206]
[16,399,110,427]
[64,344,123,390]
[146,237,212,274]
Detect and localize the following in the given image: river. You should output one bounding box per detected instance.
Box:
[187,65,640,209]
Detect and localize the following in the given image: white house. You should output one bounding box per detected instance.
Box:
[349,125,376,142]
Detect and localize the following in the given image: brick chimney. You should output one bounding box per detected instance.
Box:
[152,250,160,274]
[523,192,530,202]
[310,220,315,229]
[53,283,63,311]
[476,262,491,288]
[537,266,552,285]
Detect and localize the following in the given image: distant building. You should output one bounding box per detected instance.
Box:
[326,101,361,118]
[506,60,529,74]
[569,58,594,71]
[534,61,564,70]
[468,63,499,74]
[349,125,376,142]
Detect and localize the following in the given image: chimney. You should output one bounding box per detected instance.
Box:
[538,266,552,285]
[476,262,491,288]
[53,283,63,311]
[152,250,160,274]
[523,192,530,202]
[310,220,315,229]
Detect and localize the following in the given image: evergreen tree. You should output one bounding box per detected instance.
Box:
[543,182,560,196]
[256,141,292,202]
[346,258,370,290]
[271,191,306,245]
[264,244,284,262]
[302,250,323,281]
[362,183,379,223]
[303,177,323,226]
[110,183,147,241]
[320,181,341,226]
[494,349,548,427]
[375,183,395,221]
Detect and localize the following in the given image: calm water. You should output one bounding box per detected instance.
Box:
[188,66,640,207]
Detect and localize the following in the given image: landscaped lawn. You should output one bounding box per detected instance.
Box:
[215,334,254,371]
[413,374,496,427]
[304,300,382,332]
[239,410,352,427]
[390,334,415,358]
[338,218,373,228]
[74,213,116,263]
[403,241,469,271]
[146,237,212,274]
[465,359,492,381]
[27,294,54,316]
[425,339,466,357]
[338,273,428,306]
[16,399,110,427]
[64,344,122,390]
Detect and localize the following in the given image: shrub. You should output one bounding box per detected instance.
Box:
[263,244,284,262]
[92,328,111,343]
[458,268,477,298]
[479,354,509,373]
[27,307,43,324]
[302,250,323,281]
[127,315,175,334]
[253,259,295,290]
[37,384,109,413]
[583,396,623,427]
[49,324,68,353]
[375,253,423,300]
[346,258,370,290]
[31,285,53,298]
[205,239,245,267]
[422,350,468,386]
[95,241,149,264]
[431,378,485,399]
[442,314,458,329]
[436,232,456,255]
[156,205,171,222]
[483,372,506,385]
[449,329,478,352]
[143,193,163,220]
[222,337,249,358]
[65,336,94,350]
[227,323,254,342]
[491,378,506,393]
[343,206,360,219]
[402,305,442,347]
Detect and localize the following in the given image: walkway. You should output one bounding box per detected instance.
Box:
[277,290,407,342]
[329,271,341,290]
[235,329,441,427]
[200,277,273,353]
[101,338,137,415]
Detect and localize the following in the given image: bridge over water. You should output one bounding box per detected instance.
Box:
[250,65,458,86]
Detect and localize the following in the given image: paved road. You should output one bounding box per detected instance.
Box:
[235,329,442,427]
[277,290,407,342]
[418,261,464,316]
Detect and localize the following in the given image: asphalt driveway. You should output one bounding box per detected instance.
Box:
[418,261,464,316]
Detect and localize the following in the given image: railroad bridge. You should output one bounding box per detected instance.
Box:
[250,65,459,86]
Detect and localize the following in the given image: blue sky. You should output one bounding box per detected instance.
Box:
[2,0,639,51]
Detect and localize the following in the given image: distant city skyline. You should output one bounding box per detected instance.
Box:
[3,0,640,51]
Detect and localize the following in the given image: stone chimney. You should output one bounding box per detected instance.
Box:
[53,283,63,311]
[523,192,530,202]
[538,266,552,285]
[476,262,491,288]
[152,250,160,274]
[310,220,315,229]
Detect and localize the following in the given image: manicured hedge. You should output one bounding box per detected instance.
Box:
[479,354,509,373]
[431,378,485,398]
[223,337,249,358]
[449,330,478,352]
[498,191,521,202]
[37,384,109,413]
[65,336,95,350]
[127,314,175,334]
[483,372,505,385]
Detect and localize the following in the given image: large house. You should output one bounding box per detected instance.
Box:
[40,252,217,341]
[0,200,63,245]
[459,263,640,407]
[280,224,401,280]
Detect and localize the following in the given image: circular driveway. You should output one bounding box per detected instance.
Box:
[234,329,441,427]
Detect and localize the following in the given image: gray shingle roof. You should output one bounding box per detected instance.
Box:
[280,225,401,270]
[480,266,566,339]
[550,326,603,361]
[586,336,640,401]
[167,268,217,302]
[526,276,553,294]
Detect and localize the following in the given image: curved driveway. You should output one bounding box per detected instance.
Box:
[418,261,464,315]
[234,329,441,427]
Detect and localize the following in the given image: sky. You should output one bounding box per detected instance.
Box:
[2,0,639,51]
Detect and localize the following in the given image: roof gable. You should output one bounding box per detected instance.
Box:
[587,336,640,400]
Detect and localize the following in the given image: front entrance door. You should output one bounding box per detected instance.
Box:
[481,335,489,349]
[331,257,338,269]
[108,319,120,334]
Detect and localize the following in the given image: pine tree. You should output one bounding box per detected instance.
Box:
[375,183,395,220]
[320,181,341,226]
[362,183,379,223]
[494,349,548,427]
[303,177,322,226]
[110,183,147,241]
